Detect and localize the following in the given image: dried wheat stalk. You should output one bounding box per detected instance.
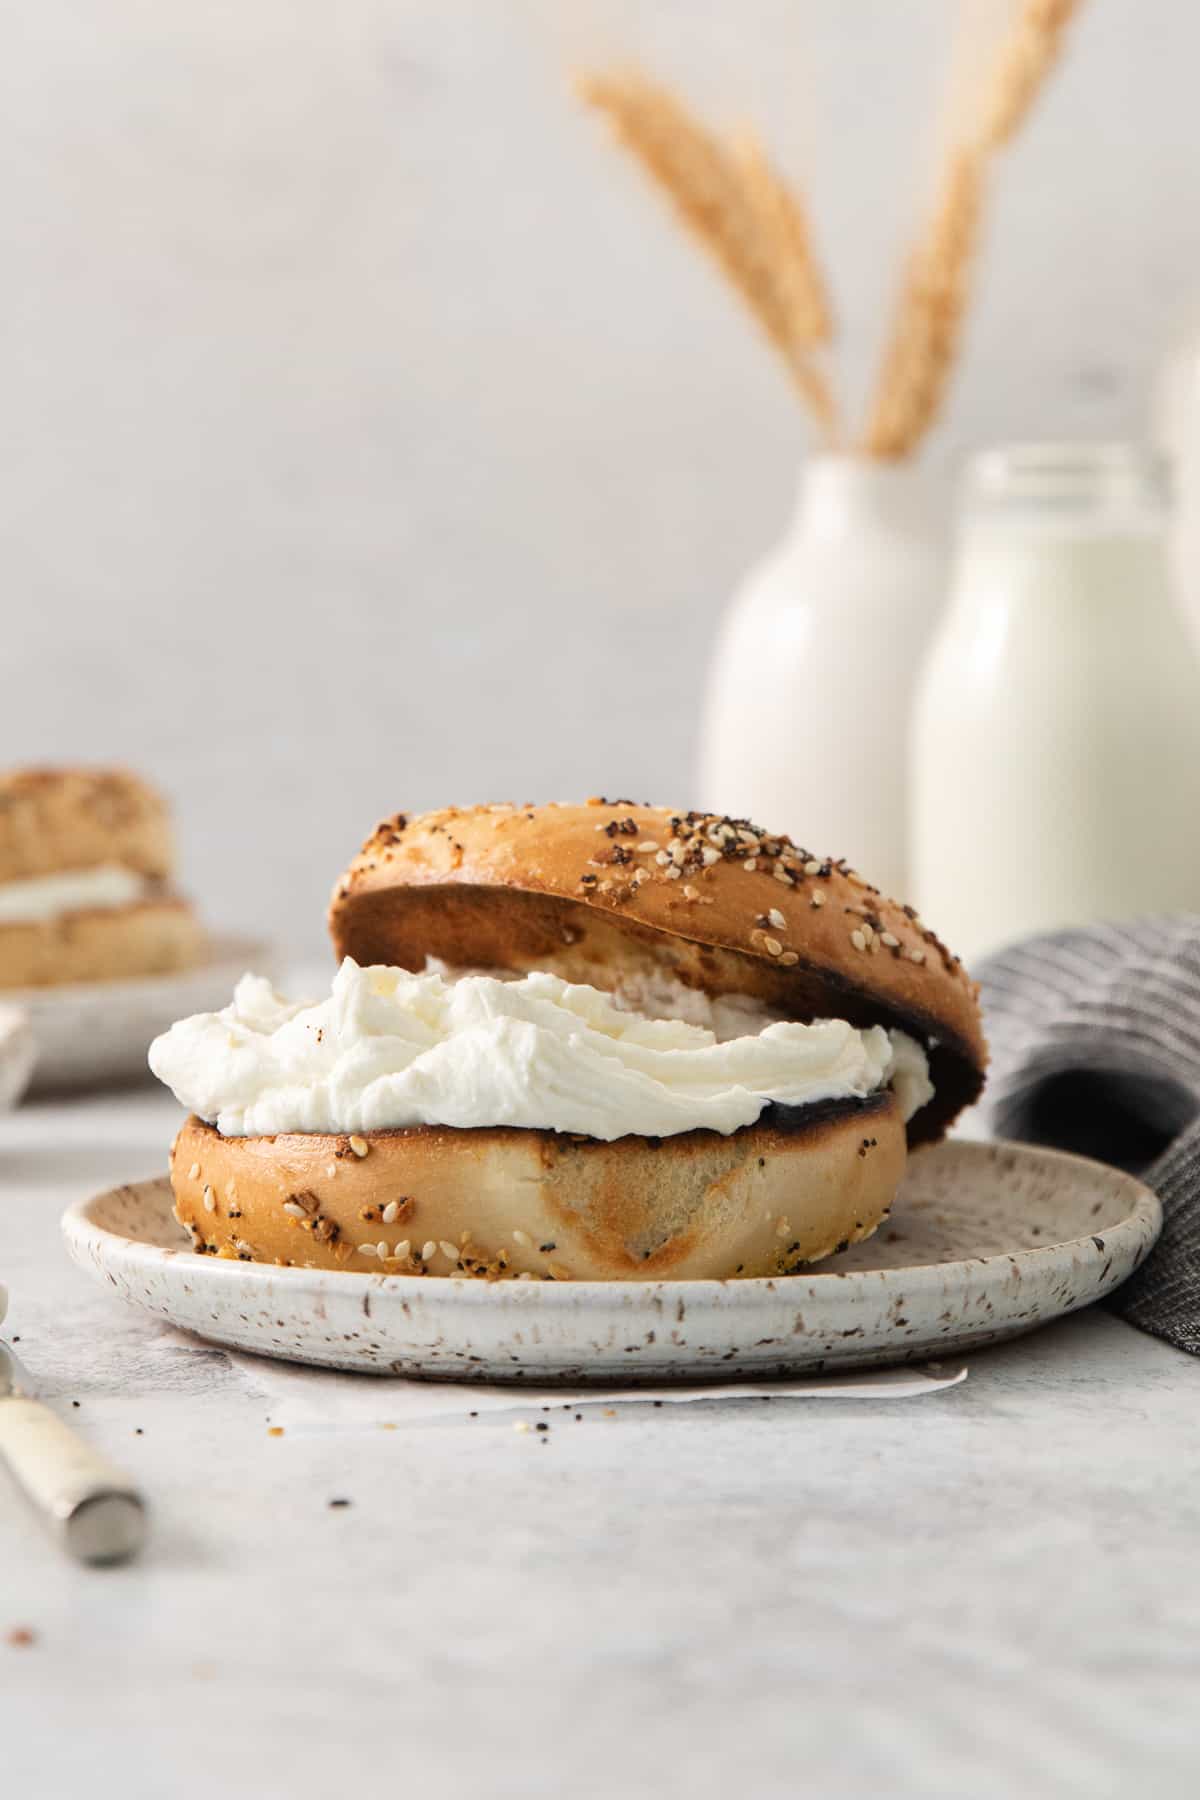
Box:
[733,130,833,347]
[577,70,838,439]
[863,150,986,460]
[578,0,1082,462]
[862,0,1085,458]
[979,0,1084,149]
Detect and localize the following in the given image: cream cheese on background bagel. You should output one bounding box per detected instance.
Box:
[155,801,986,1281]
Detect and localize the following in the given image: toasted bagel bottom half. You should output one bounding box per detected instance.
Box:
[0,897,205,989]
[169,1092,906,1282]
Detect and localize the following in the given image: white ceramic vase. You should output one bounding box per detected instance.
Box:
[698,455,945,896]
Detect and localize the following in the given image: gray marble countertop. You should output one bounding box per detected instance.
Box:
[1,1085,1198,1799]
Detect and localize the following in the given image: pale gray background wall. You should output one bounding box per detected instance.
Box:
[3,0,1197,956]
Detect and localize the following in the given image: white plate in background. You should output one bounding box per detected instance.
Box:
[8,935,276,1094]
[62,1140,1161,1383]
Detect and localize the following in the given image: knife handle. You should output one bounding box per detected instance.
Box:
[0,1397,146,1564]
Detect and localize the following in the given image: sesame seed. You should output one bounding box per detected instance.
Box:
[547,1262,572,1281]
[909,948,926,964]
[805,859,821,875]
[516,1271,537,1282]
[779,950,799,966]
[862,923,875,946]
[811,890,826,908]
[743,858,758,872]
[421,1241,437,1262]
[381,1201,399,1224]
[202,1187,216,1213]
[513,1229,532,1247]
[282,1201,308,1220]
[637,840,659,852]
[358,1242,378,1258]
[773,866,793,884]
[767,908,786,930]
[439,1240,459,1262]
[514,1420,532,1433]
[188,1163,201,1182]
[763,936,783,956]
[682,884,699,900]
[348,1135,369,1158]
[667,866,681,880]
[373,1239,387,1259]
[851,929,867,952]
[396,1240,411,1260]
[326,1163,338,1178]
[654,850,670,866]
[881,931,899,948]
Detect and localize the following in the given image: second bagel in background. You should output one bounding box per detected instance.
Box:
[0,767,205,990]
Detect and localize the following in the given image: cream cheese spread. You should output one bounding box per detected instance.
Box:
[149,958,934,1142]
[0,864,149,925]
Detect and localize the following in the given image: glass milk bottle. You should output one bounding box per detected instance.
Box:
[911,445,1200,966]
[1153,317,1200,652]
[699,456,945,898]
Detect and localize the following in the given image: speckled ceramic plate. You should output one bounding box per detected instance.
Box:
[60,1140,1161,1383]
[7,935,276,1092]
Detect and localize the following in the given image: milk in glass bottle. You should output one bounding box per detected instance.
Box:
[910,445,1200,964]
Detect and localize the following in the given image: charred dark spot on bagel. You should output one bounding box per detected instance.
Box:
[762,1091,893,1139]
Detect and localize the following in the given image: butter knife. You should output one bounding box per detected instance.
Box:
[0,1340,146,1564]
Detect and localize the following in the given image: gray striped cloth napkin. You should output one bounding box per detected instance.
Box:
[976,915,1200,1356]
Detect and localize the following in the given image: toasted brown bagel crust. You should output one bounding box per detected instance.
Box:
[0,767,175,884]
[170,1096,905,1281]
[328,801,987,1145]
[0,897,205,988]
